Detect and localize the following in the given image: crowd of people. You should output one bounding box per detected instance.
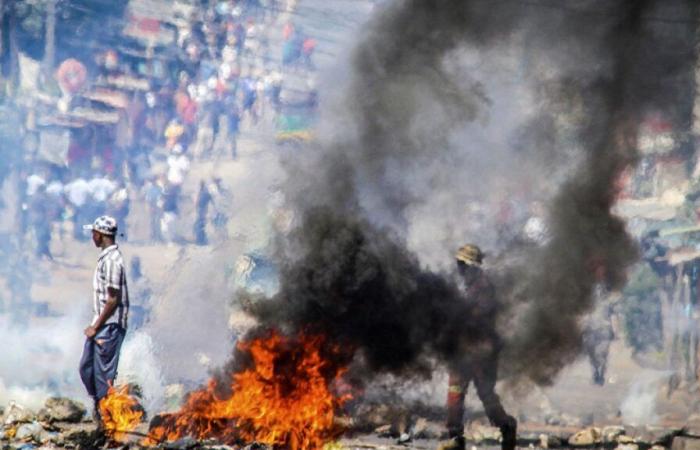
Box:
[9,0,319,259]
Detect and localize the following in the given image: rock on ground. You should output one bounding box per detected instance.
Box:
[37,398,86,424]
[568,427,602,446]
[3,402,35,426]
[673,436,700,450]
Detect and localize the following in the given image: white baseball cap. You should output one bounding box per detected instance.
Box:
[83,215,118,236]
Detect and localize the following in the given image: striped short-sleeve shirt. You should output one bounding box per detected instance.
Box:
[92,244,129,329]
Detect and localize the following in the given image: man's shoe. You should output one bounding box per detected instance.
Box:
[92,399,105,433]
[500,416,517,450]
[437,435,466,450]
[91,428,107,448]
[593,370,605,386]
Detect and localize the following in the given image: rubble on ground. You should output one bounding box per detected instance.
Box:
[465,423,502,444]
[2,399,700,449]
[603,426,627,444]
[357,413,692,449]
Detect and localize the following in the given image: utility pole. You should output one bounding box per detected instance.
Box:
[692,5,700,146]
[44,0,57,72]
[0,0,4,68]
[8,0,18,89]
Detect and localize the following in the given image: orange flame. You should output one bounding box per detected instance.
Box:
[99,384,144,441]
[146,331,350,449]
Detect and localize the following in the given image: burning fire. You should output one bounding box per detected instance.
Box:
[145,331,350,449]
[99,384,144,441]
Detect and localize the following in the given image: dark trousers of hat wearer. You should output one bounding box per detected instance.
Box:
[446,355,517,450]
[79,324,126,405]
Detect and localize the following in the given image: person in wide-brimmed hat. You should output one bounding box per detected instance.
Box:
[439,244,516,450]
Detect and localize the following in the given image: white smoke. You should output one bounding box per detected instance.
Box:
[619,371,666,426]
[0,380,53,413]
[314,33,584,273]
[116,331,166,414]
[145,148,286,385]
[0,306,90,411]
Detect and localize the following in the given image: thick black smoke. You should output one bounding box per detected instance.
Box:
[250,207,483,376]
[500,0,698,385]
[235,0,698,389]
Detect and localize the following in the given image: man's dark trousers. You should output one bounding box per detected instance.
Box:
[446,353,517,450]
[79,323,126,401]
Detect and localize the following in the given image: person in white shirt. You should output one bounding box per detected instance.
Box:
[65,178,91,240]
[25,173,46,196]
[88,176,116,203]
[167,145,190,186]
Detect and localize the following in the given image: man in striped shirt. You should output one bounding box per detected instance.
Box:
[78,215,129,428]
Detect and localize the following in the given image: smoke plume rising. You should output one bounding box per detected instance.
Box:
[236,0,698,390]
[500,0,697,385]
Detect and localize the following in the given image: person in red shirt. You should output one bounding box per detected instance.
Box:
[283,22,294,41]
[302,37,317,69]
[174,90,198,127]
